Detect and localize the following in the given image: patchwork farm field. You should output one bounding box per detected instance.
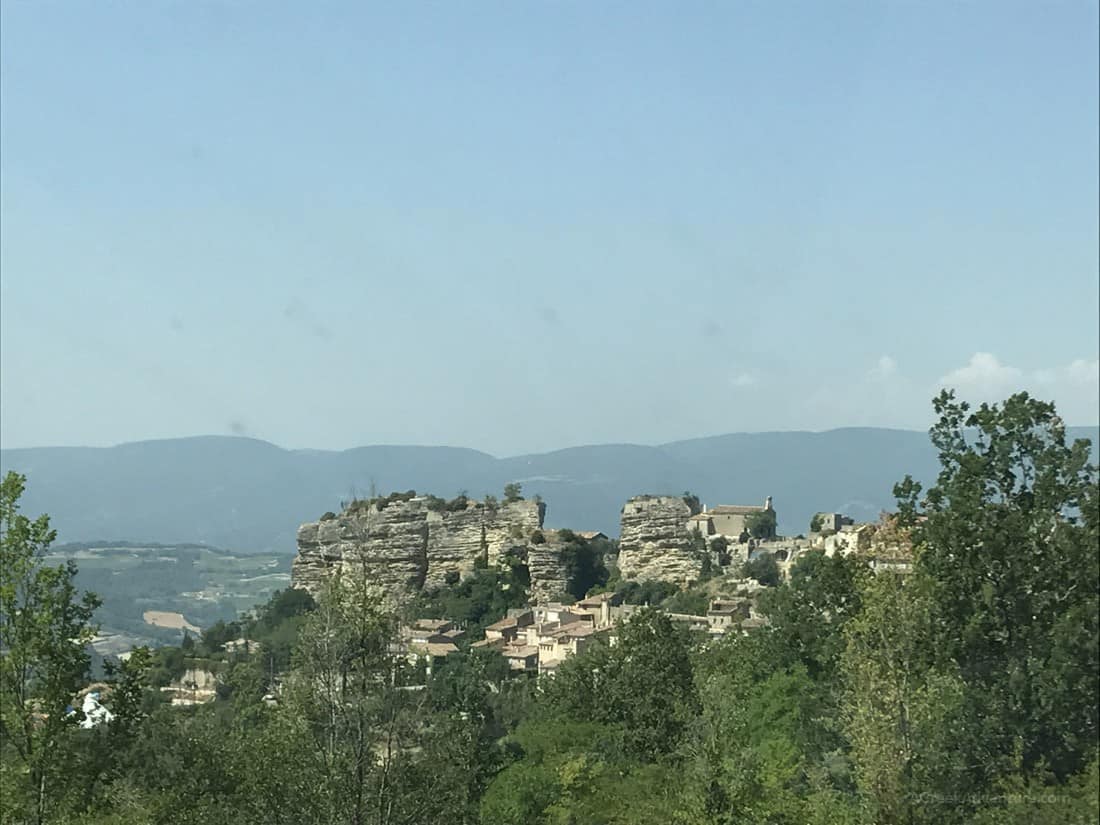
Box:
[47,541,291,653]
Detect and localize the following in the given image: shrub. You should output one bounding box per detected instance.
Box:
[664,589,710,615]
[746,510,778,539]
[742,554,781,587]
[682,491,702,515]
[616,579,678,605]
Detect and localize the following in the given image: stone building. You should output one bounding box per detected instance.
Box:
[399,618,464,675]
[473,596,630,676]
[686,497,777,540]
[812,512,855,534]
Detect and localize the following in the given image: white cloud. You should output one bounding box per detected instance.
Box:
[1034,358,1100,388]
[938,352,1022,397]
[730,371,757,388]
[1066,358,1100,386]
[939,353,1099,423]
[869,355,898,380]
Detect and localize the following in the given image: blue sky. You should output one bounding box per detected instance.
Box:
[2,2,1097,455]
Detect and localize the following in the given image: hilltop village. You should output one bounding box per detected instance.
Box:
[286,488,913,685]
[7,393,1095,824]
[152,488,914,705]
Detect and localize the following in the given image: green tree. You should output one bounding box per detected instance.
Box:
[614,578,678,606]
[970,755,1099,825]
[710,535,730,567]
[745,509,777,539]
[841,571,974,825]
[741,553,781,587]
[288,568,410,825]
[201,619,241,653]
[1,471,101,825]
[682,492,702,515]
[253,587,317,633]
[895,390,1099,782]
[682,630,858,825]
[542,608,698,762]
[503,483,523,503]
[559,535,608,600]
[758,550,870,679]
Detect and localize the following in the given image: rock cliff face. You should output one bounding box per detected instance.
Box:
[526,542,570,603]
[292,497,546,599]
[617,495,701,584]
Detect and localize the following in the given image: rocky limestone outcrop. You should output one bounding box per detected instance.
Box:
[292,497,547,599]
[617,495,701,584]
[527,541,570,603]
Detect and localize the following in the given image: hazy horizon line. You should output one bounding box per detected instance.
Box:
[3,421,1099,461]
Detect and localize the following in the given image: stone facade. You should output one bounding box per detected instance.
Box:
[291,496,548,599]
[687,498,776,540]
[617,495,702,584]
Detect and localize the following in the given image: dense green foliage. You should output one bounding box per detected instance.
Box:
[2,391,1098,824]
[745,508,778,539]
[556,530,610,600]
[415,564,530,637]
[612,578,679,606]
[1,472,102,825]
[741,552,782,586]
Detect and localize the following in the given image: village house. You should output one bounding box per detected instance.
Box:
[574,591,624,627]
[473,596,634,676]
[705,599,750,632]
[819,523,876,556]
[224,638,262,655]
[410,575,782,684]
[807,517,915,573]
[665,597,764,638]
[400,618,463,674]
[686,497,777,540]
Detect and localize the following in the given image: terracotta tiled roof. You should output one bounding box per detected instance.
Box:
[414,619,451,631]
[501,645,538,658]
[410,641,458,657]
[563,625,595,638]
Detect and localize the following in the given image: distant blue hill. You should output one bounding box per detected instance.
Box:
[3,427,1096,554]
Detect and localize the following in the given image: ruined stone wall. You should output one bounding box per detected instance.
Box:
[617,495,701,584]
[292,497,549,598]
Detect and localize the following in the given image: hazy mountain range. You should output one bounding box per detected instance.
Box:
[3,427,1097,555]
